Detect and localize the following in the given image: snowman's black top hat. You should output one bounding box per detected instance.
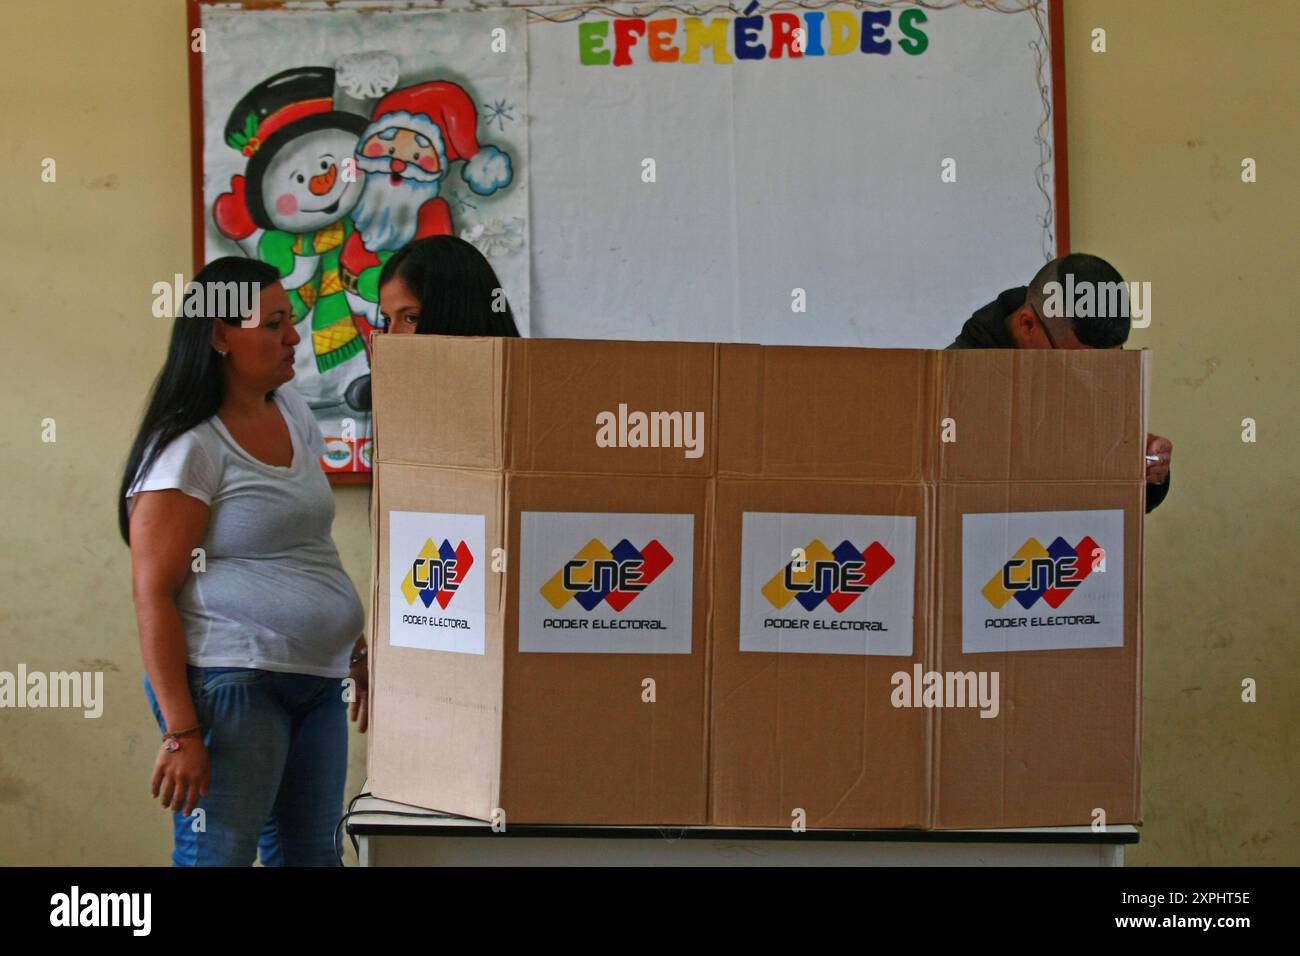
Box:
[224,67,367,230]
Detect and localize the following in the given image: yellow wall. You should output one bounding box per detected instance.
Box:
[0,0,1294,865]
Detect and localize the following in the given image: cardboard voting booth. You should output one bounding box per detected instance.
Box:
[366,336,1147,829]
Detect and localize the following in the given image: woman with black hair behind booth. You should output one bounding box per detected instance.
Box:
[377,235,521,337]
[119,257,367,866]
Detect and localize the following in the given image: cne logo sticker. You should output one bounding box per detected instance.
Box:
[739,513,916,656]
[762,538,895,613]
[519,512,695,654]
[961,510,1124,654]
[981,535,1100,611]
[389,512,486,655]
[401,538,474,610]
[540,538,673,612]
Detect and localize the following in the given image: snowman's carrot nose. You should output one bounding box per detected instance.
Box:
[309,165,337,195]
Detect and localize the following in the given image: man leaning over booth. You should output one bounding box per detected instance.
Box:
[948,252,1173,513]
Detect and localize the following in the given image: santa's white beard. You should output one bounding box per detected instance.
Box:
[352,171,443,251]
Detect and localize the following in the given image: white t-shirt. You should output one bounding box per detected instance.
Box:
[126,386,364,678]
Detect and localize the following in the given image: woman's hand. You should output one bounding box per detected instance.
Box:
[1145,433,1173,485]
[151,737,210,818]
[348,643,370,734]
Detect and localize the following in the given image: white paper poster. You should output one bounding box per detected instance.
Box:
[528,3,1058,347]
[518,512,695,654]
[738,512,917,656]
[962,510,1125,653]
[388,511,486,654]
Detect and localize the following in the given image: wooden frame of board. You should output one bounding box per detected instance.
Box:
[1049,0,1071,254]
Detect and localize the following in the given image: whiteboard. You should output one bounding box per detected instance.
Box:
[526,2,1062,348]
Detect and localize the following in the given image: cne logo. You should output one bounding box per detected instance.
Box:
[762,539,895,613]
[540,538,673,612]
[401,537,474,610]
[982,536,1100,610]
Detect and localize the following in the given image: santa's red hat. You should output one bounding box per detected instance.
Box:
[361,81,512,196]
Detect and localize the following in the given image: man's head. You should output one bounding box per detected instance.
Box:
[1010,253,1131,350]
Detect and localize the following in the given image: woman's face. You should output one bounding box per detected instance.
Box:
[211,281,299,390]
[379,276,421,334]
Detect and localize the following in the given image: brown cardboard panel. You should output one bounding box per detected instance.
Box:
[367,336,1145,831]
[717,345,934,481]
[710,480,930,828]
[938,349,1147,483]
[506,338,715,477]
[368,462,506,819]
[932,482,1142,829]
[500,474,711,824]
[371,334,505,470]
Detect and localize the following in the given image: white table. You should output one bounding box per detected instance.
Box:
[345,784,1138,866]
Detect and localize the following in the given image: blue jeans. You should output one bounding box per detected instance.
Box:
[143,666,347,867]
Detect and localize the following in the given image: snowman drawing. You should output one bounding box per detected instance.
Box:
[213,65,384,469]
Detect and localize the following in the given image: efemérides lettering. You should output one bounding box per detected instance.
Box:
[388,511,487,654]
[577,5,932,67]
[738,512,917,656]
[519,512,695,654]
[962,510,1125,653]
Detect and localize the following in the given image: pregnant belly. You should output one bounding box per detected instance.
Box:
[182,558,365,648]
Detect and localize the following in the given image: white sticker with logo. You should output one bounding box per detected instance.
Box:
[519,512,694,654]
[962,509,1124,653]
[388,511,486,654]
[738,512,917,656]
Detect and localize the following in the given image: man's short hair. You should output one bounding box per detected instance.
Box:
[1025,253,1130,348]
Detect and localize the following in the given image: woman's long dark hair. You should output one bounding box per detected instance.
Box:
[118,256,281,544]
[378,235,520,337]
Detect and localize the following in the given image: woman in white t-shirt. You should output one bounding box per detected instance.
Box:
[119,256,366,866]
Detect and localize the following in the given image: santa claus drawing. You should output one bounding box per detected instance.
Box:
[355,80,512,246]
[340,81,514,323]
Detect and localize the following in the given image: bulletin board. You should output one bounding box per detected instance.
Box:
[188,0,1069,478]
[524,0,1069,348]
